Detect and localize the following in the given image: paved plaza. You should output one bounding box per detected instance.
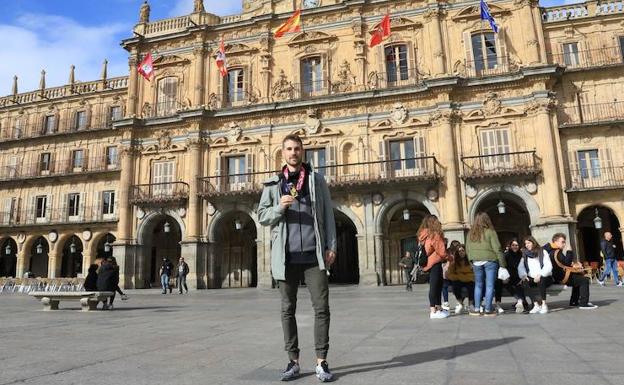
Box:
[1,284,623,385]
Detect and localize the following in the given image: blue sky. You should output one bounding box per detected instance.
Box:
[0,0,575,96]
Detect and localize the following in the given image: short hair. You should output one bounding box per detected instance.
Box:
[282,134,303,148]
[552,233,567,242]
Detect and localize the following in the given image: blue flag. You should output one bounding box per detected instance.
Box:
[480,0,499,33]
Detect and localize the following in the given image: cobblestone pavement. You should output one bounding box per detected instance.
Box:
[1,284,623,385]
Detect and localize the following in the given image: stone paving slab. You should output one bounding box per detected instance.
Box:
[1,284,623,385]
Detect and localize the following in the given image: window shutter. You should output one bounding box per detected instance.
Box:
[496,28,508,68]
[83,148,89,170]
[93,191,100,220]
[327,145,337,181]
[27,196,35,224]
[15,197,21,223]
[85,107,93,129]
[322,54,329,92]
[414,135,427,173]
[245,153,254,186]
[244,66,252,102]
[568,150,580,187]
[3,198,12,225]
[463,31,473,72]
[215,155,223,191]
[46,194,53,221]
[408,43,417,80]
[49,152,56,173]
[379,140,387,178]
[79,192,86,220]
[61,193,68,222]
[602,147,613,169]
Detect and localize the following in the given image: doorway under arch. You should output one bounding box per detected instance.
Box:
[331,210,359,284]
[138,215,182,288]
[61,235,83,278]
[473,193,531,249]
[577,206,622,263]
[213,211,257,288]
[29,237,49,278]
[0,238,17,277]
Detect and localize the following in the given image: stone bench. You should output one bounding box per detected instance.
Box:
[29,291,115,311]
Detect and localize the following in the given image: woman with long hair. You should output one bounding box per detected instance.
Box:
[518,235,553,314]
[447,244,475,314]
[503,239,528,313]
[418,215,449,319]
[466,212,506,316]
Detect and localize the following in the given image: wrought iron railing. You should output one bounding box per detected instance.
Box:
[547,46,623,69]
[199,157,440,197]
[130,182,190,204]
[464,55,513,78]
[567,166,624,191]
[367,68,422,90]
[0,156,119,182]
[558,101,624,125]
[461,151,540,180]
[142,101,185,118]
[0,206,118,227]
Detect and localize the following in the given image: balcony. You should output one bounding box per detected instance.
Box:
[199,157,441,198]
[541,1,624,23]
[464,55,514,78]
[0,156,119,182]
[367,68,422,90]
[0,206,118,228]
[558,101,624,126]
[130,182,190,205]
[567,166,624,191]
[461,151,540,181]
[142,101,185,119]
[547,46,623,70]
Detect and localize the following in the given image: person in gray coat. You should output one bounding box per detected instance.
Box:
[258,134,337,383]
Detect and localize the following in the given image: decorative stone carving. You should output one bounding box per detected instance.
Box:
[429,109,461,124]
[158,130,172,150]
[304,108,322,135]
[178,207,187,218]
[483,92,502,116]
[139,0,150,24]
[272,70,295,101]
[524,182,538,194]
[527,39,539,46]
[17,233,26,244]
[525,94,558,115]
[141,102,152,118]
[426,188,439,202]
[372,193,384,205]
[207,93,219,110]
[193,0,204,13]
[332,61,355,93]
[390,103,408,125]
[228,122,243,142]
[136,207,145,220]
[48,231,58,243]
[465,184,478,199]
[452,60,467,77]
[82,230,92,242]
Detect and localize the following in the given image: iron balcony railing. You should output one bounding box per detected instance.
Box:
[547,46,624,70]
[464,55,513,78]
[567,166,624,191]
[367,68,422,90]
[142,101,185,119]
[130,182,190,204]
[461,151,540,180]
[0,156,119,182]
[199,156,440,197]
[558,101,624,126]
[0,206,118,227]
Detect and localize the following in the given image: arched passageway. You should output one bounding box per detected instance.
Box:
[213,211,258,288]
[331,210,359,284]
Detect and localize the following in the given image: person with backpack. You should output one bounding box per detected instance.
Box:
[518,236,552,314]
[466,212,506,317]
[417,215,448,319]
[447,244,475,314]
[398,251,415,291]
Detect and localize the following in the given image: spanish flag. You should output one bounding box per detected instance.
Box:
[273,9,301,38]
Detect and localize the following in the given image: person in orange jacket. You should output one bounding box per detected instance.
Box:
[418,215,449,319]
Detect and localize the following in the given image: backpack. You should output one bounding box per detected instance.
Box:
[416,243,428,267]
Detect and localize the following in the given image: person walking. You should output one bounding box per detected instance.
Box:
[159,257,174,294]
[177,257,189,294]
[110,257,128,301]
[518,236,553,314]
[598,232,621,287]
[466,212,506,317]
[447,244,475,314]
[418,215,448,319]
[258,134,337,382]
[398,251,415,291]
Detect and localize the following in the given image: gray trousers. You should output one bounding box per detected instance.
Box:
[278,263,330,361]
[178,274,188,293]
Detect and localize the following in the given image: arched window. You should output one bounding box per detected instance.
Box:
[156,77,178,117]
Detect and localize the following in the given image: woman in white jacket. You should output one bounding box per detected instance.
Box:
[518,236,553,314]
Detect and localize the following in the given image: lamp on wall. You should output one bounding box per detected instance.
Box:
[164,221,171,233]
[497,199,506,214]
[104,234,112,253]
[70,241,77,254]
[5,244,11,255]
[235,218,242,230]
[402,196,410,221]
[593,208,603,229]
[36,240,43,255]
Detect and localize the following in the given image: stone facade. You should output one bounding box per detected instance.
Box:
[0,0,623,289]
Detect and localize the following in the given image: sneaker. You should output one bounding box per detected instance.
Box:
[280,360,300,381]
[483,310,497,317]
[496,304,505,314]
[598,280,605,286]
[442,302,450,311]
[529,304,541,314]
[515,301,525,313]
[468,308,481,316]
[454,304,464,314]
[569,301,579,307]
[579,303,598,310]
[479,305,484,313]
[539,303,548,314]
[108,303,114,310]
[121,294,129,301]
[101,304,108,310]
[617,282,623,287]
[430,311,449,319]
[315,361,334,382]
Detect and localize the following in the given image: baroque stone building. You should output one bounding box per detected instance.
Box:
[0,0,623,289]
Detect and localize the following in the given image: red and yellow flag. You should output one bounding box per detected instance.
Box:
[273,9,301,38]
[369,14,391,48]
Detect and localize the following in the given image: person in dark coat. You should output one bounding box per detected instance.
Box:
[84,264,98,291]
[97,258,120,310]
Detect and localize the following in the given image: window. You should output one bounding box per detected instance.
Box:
[75,111,87,130]
[67,193,80,217]
[301,56,323,97]
[305,148,326,175]
[620,36,624,61]
[36,196,47,219]
[156,77,178,117]
[390,139,416,175]
[385,45,409,85]
[72,150,84,169]
[105,146,118,167]
[44,115,56,134]
[7,156,18,178]
[562,42,580,67]
[39,153,51,173]
[577,150,600,179]
[102,191,115,215]
[471,33,497,72]
[151,161,175,196]
[227,155,246,189]
[109,106,122,122]
[480,128,511,170]
[227,69,245,105]
[13,119,23,139]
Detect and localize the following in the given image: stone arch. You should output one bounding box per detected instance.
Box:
[137,209,186,245]
[207,203,260,244]
[468,184,540,227]
[374,191,439,234]
[333,203,364,236]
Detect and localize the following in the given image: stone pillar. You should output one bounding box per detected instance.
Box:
[424,7,446,77]
[529,97,565,219]
[206,241,217,288]
[127,50,139,117]
[81,254,92,277]
[118,146,136,242]
[193,45,205,107]
[432,110,461,227]
[16,249,26,278]
[257,227,273,288]
[113,243,136,289]
[48,252,59,278]
[357,234,376,285]
[520,0,541,65]
[374,233,385,285]
[180,241,204,290]
[186,139,202,241]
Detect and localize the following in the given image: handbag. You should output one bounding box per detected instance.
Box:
[416,244,428,267]
[498,267,510,281]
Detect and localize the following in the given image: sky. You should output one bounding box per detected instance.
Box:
[0,0,579,96]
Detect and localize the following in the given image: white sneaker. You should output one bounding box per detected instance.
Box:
[454,304,464,314]
[430,311,449,319]
[617,282,623,287]
[479,305,484,313]
[529,304,541,314]
[539,303,548,314]
[515,300,525,313]
[442,302,450,311]
[598,280,605,286]
[496,304,505,314]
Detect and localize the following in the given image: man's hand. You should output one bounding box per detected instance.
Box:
[280,195,296,210]
[533,274,541,283]
[324,250,336,267]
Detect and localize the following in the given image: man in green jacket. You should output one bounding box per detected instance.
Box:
[258,134,337,382]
